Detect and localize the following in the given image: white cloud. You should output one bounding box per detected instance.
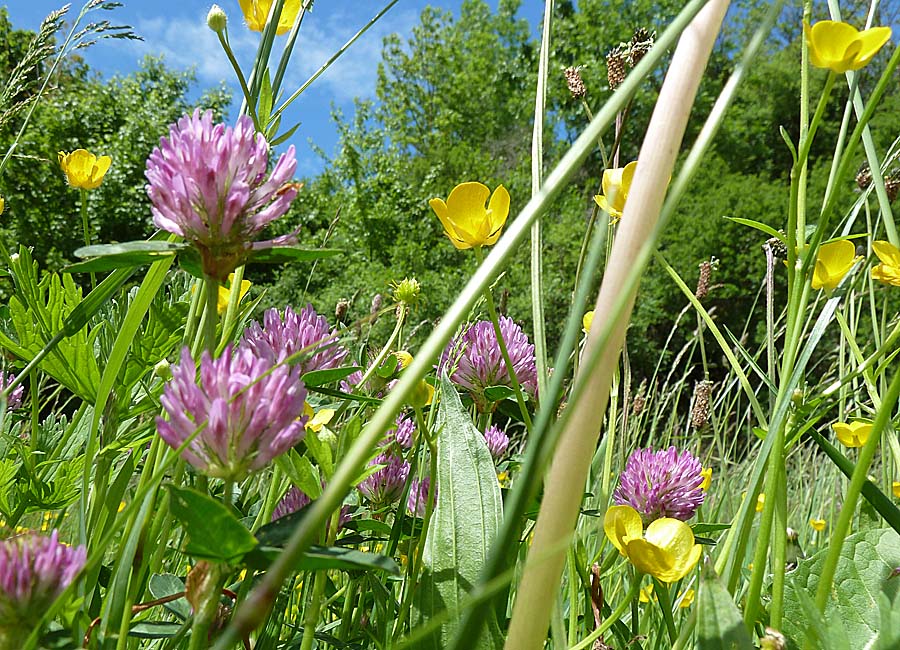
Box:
[114,5,420,103]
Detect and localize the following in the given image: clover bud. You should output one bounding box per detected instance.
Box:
[207,4,228,33]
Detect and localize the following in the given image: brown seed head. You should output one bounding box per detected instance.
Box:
[691,380,713,429]
[335,298,350,323]
[629,28,655,67]
[856,162,872,190]
[564,66,587,99]
[607,45,628,89]
[886,168,900,202]
[696,261,712,300]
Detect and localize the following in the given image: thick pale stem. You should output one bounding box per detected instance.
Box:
[504,2,730,647]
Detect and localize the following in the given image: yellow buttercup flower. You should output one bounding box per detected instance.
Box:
[216,273,252,314]
[871,240,900,286]
[429,182,510,250]
[603,505,702,583]
[639,583,655,603]
[756,493,765,513]
[804,21,891,73]
[58,149,111,190]
[306,407,335,433]
[700,467,712,491]
[812,240,859,290]
[239,0,301,35]
[0,196,5,215]
[582,310,594,334]
[809,518,827,532]
[394,351,413,370]
[832,420,872,448]
[678,588,695,608]
[408,379,435,409]
[593,160,637,222]
[893,481,900,499]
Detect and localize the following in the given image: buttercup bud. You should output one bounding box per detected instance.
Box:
[207,4,228,33]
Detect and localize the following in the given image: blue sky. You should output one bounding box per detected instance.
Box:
[5,1,542,177]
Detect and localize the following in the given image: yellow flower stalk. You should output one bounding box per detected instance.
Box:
[871,240,900,286]
[809,518,827,532]
[58,149,111,190]
[811,240,859,290]
[429,182,510,250]
[216,273,252,314]
[239,0,301,35]
[804,21,891,73]
[593,160,637,222]
[700,467,712,490]
[603,505,702,583]
[832,420,872,448]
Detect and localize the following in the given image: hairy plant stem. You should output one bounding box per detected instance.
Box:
[473,246,533,429]
[357,306,405,389]
[79,188,96,289]
[203,276,220,356]
[529,0,552,398]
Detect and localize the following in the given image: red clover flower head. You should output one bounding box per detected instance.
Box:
[272,486,351,529]
[389,413,416,449]
[0,372,23,411]
[0,530,86,630]
[483,424,509,461]
[357,452,410,507]
[145,109,299,280]
[613,446,705,524]
[156,346,307,481]
[407,477,434,518]
[440,316,538,411]
[242,304,348,376]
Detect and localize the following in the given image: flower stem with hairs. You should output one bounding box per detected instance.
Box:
[473,246,532,430]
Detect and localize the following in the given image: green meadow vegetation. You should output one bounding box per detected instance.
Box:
[0,0,899,648]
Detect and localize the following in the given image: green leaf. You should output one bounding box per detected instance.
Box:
[783,528,900,649]
[412,374,504,649]
[275,450,321,499]
[692,523,732,535]
[483,385,516,402]
[304,431,333,478]
[148,574,190,621]
[65,241,186,273]
[167,485,258,563]
[244,544,400,575]
[697,567,754,649]
[258,68,274,127]
[127,622,185,638]
[301,366,362,387]
[725,217,783,242]
[246,247,342,264]
[270,120,301,146]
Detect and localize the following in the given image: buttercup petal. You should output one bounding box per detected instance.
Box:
[487,184,510,235]
[644,517,696,560]
[445,182,491,227]
[873,240,900,266]
[430,197,470,249]
[852,26,892,69]
[603,504,643,555]
[624,538,676,579]
[807,21,862,72]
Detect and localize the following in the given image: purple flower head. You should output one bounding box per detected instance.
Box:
[145,109,299,280]
[0,530,86,628]
[0,372,23,411]
[439,317,538,411]
[389,414,416,449]
[407,477,435,518]
[357,452,410,507]
[272,486,351,529]
[483,425,509,461]
[613,447,705,524]
[156,346,307,481]
[242,304,348,376]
